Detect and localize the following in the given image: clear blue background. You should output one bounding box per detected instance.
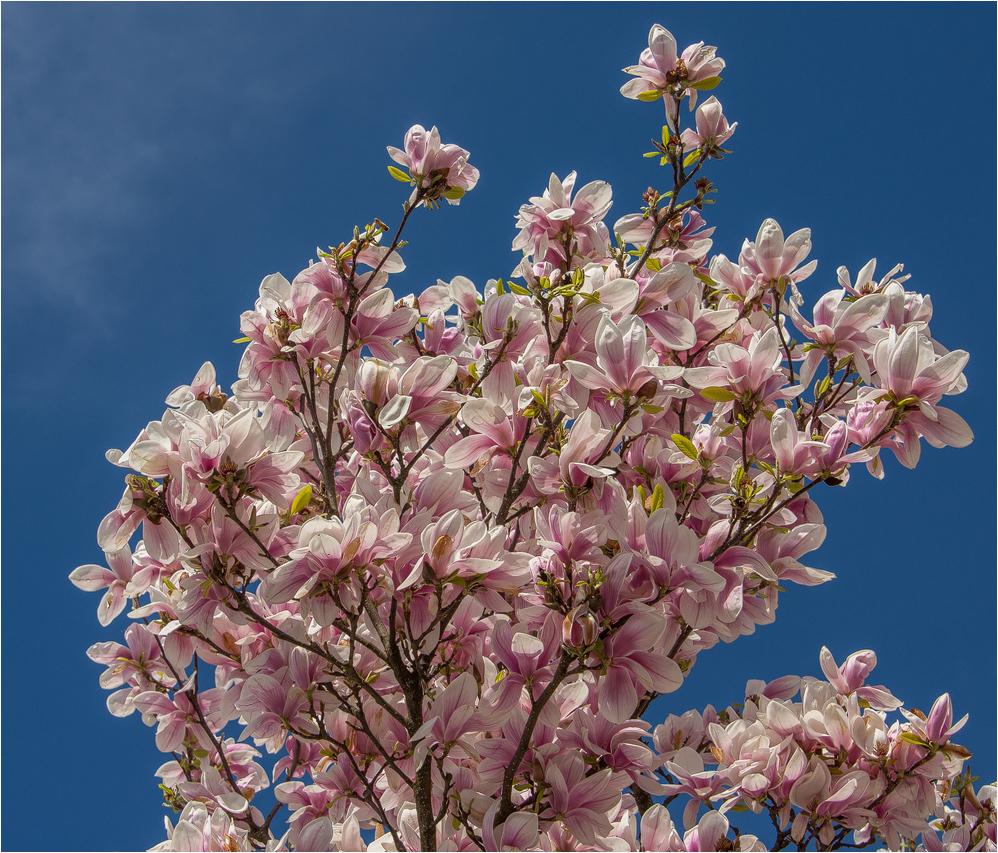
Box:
[3,4,995,850]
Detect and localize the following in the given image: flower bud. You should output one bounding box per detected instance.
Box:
[563,604,599,648]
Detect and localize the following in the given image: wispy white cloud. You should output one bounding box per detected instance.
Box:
[1,5,318,317]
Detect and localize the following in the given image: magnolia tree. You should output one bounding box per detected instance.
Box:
[73,24,994,853]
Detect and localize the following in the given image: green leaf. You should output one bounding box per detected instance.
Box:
[496,279,506,295]
[690,76,722,91]
[643,151,660,159]
[442,186,466,200]
[637,89,664,102]
[699,386,738,403]
[233,336,251,343]
[387,165,411,183]
[899,732,931,748]
[649,483,666,513]
[507,281,531,296]
[530,388,547,407]
[645,258,662,272]
[817,376,832,397]
[683,150,701,168]
[661,125,671,144]
[671,433,700,461]
[641,404,665,414]
[290,485,313,516]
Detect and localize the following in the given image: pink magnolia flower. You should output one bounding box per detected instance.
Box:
[788,757,883,834]
[600,611,684,723]
[482,805,540,852]
[410,673,489,766]
[70,546,140,626]
[790,289,889,385]
[638,804,685,851]
[769,410,835,478]
[133,688,224,754]
[615,210,715,269]
[770,411,872,481]
[685,327,799,408]
[87,623,179,717]
[620,24,725,112]
[387,124,479,207]
[739,219,817,304]
[680,96,737,158]
[489,618,560,709]
[375,354,462,434]
[512,171,613,264]
[867,326,973,465]
[527,410,619,493]
[565,314,687,397]
[901,692,968,747]
[237,672,312,750]
[350,288,419,360]
[684,811,761,852]
[819,647,902,711]
[659,746,728,815]
[166,361,229,411]
[267,508,410,608]
[539,751,623,845]
[150,801,251,852]
[443,398,525,472]
[559,708,657,786]
[837,257,910,297]
[176,764,249,815]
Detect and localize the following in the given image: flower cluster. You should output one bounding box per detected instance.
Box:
[73,24,990,853]
[645,648,983,851]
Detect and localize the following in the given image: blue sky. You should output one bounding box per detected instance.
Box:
[2,4,995,850]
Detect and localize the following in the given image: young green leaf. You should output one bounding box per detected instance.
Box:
[700,386,738,403]
[649,483,666,513]
[671,433,700,461]
[290,485,313,516]
[690,76,722,91]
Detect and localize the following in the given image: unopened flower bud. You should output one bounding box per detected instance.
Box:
[563,604,599,648]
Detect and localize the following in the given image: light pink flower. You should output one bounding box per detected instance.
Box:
[600,611,684,723]
[70,546,139,626]
[387,124,479,206]
[565,314,687,397]
[791,289,889,385]
[680,96,736,157]
[540,751,623,845]
[819,647,902,711]
[512,171,613,264]
[620,24,725,111]
[740,219,817,304]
